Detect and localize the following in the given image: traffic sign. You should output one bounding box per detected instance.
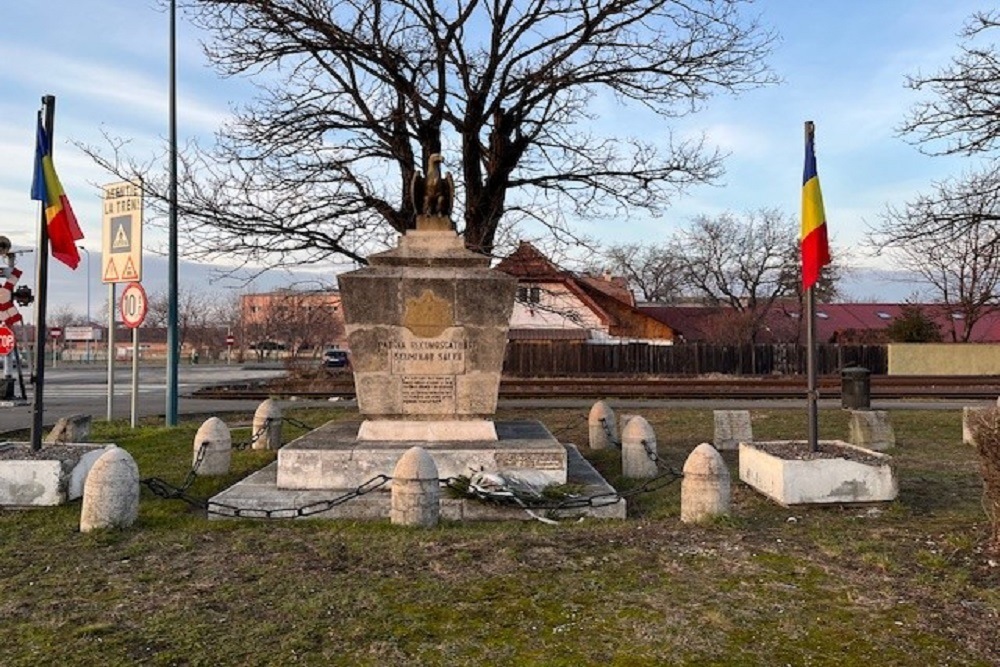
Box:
[225,335,236,347]
[102,180,143,284]
[120,282,148,329]
[50,327,62,339]
[0,325,14,355]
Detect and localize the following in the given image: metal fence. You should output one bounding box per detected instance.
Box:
[502,341,888,377]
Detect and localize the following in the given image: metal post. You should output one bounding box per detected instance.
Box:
[131,326,139,427]
[107,282,116,421]
[30,96,55,452]
[806,287,819,452]
[166,0,180,425]
[78,245,91,363]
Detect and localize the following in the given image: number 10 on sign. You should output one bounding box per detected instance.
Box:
[120,282,147,329]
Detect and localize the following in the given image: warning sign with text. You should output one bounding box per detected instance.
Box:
[101,180,143,283]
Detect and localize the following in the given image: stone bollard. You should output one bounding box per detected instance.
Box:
[588,400,617,450]
[621,416,658,480]
[45,414,92,444]
[681,443,731,523]
[80,447,140,532]
[713,410,752,451]
[963,407,987,446]
[391,447,440,528]
[848,410,895,451]
[252,399,283,450]
[194,417,232,476]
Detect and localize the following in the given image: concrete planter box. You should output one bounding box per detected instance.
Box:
[0,443,111,507]
[739,440,897,506]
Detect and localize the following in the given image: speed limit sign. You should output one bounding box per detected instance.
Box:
[120,282,148,329]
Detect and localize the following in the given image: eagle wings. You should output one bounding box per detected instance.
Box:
[410,153,454,218]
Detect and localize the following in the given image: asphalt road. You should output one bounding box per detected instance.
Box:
[1,363,984,437]
[0,364,325,434]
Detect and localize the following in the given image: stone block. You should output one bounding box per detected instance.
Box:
[253,399,283,451]
[739,441,897,506]
[621,416,658,480]
[209,443,625,522]
[391,447,440,527]
[80,447,140,532]
[848,410,895,451]
[681,443,730,523]
[339,270,403,324]
[588,400,617,450]
[0,443,110,506]
[713,410,752,451]
[277,420,567,489]
[194,417,232,476]
[45,414,92,444]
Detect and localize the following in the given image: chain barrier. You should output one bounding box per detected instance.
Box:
[137,412,681,522]
[283,416,314,431]
[600,417,622,449]
[140,442,209,509]
[208,474,392,519]
[231,418,273,451]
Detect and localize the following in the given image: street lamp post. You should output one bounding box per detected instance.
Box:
[77,245,91,362]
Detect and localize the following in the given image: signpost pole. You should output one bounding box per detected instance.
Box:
[131,327,139,427]
[120,282,148,428]
[107,283,115,421]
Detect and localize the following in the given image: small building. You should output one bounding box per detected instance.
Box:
[495,242,675,343]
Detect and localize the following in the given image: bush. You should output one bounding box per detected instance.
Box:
[969,407,1000,550]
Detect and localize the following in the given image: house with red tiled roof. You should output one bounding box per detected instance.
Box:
[495,242,676,343]
[641,302,1000,344]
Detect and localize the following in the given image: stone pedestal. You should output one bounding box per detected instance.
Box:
[339,230,516,432]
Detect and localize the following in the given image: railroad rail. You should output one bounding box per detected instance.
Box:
[194,375,1000,401]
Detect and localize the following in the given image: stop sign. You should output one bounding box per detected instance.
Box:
[0,325,15,356]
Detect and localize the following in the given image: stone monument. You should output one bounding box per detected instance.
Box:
[269,155,578,499]
[211,154,624,520]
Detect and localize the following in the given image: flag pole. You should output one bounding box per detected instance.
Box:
[30,95,55,451]
[805,121,819,453]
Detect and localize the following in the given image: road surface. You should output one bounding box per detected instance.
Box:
[0,364,316,435]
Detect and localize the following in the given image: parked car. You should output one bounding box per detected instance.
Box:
[322,348,350,369]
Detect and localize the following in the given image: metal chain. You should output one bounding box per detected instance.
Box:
[283,416,314,430]
[208,475,392,519]
[140,442,209,508]
[600,417,622,449]
[231,418,274,450]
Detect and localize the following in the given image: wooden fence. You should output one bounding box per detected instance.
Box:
[502,341,888,377]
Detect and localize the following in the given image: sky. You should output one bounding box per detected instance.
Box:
[0,0,997,324]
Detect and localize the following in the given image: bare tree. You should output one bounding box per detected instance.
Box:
[875,170,1000,341]
[673,208,842,344]
[600,242,685,303]
[885,11,1000,243]
[901,11,1000,159]
[84,0,776,267]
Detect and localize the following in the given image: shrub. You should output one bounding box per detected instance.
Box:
[969,407,1000,550]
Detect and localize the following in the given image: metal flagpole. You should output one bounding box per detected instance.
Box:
[166,0,180,426]
[30,96,55,451]
[806,283,819,452]
[804,121,819,453]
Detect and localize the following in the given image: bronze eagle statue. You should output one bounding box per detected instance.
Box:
[410,154,454,218]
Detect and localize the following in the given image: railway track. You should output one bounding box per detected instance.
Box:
[195,375,1000,401]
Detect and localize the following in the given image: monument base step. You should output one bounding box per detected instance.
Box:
[209,443,625,521]
[277,420,567,489]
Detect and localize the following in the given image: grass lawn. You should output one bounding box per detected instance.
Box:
[1,406,997,666]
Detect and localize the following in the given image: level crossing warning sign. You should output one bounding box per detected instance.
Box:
[102,181,143,284]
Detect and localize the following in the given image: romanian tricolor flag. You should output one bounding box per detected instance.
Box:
[801,121,831,290]
[30,115,83,270]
